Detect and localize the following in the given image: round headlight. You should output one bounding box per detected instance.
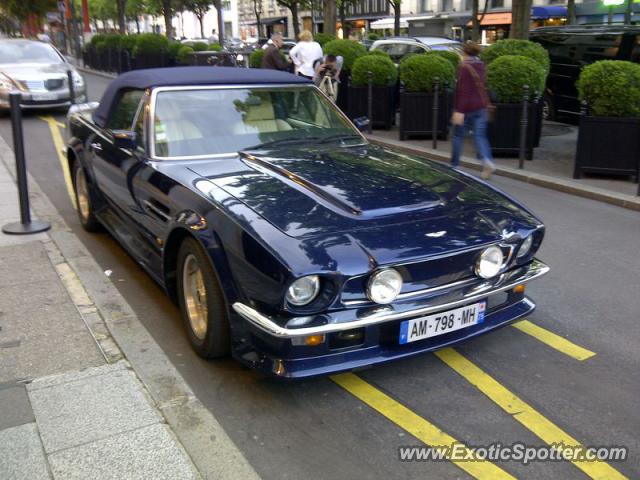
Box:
[286,275,320,306]
[367,268,403,304]
[517,235,533,259]
[476,246,504,279]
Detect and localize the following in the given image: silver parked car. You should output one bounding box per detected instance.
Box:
[370,36,462,64]
[0,39,86,111]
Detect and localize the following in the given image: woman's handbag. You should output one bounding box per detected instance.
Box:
[464,63,495,122]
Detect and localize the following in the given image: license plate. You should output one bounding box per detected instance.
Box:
[399,301,486,344]
[32,92,57,101]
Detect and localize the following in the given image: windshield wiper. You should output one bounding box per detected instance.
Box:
[317,133,364,144]
[243,137,319,150]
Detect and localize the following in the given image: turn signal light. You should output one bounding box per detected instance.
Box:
[513,284,526,294]
[304,335,325,346]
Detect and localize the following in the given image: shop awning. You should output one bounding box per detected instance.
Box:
[467,12,512,26]
[531,6,567,19]
[370,17,409,29]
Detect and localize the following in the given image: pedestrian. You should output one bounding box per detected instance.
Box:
[451,41,496,180]
[261,32,291,71]
[208,29,218,44]
[289,30,323,80]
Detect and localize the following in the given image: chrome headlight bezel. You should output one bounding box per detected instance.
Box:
[286,275,321,306]
[475,246,505,279]
[366,268,403,305]
[516,235,534,259]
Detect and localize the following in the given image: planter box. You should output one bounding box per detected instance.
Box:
[488,102,536,161]
[399,90,451,141]
[348,84,396,130]
[574,116,640,179]
[335,71,350,115]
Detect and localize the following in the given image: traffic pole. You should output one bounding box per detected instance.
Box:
[518,84,530,170]
[432,77,440,150]
[367,71,373,135]
[67,70,76,104]
[2,93,51,235]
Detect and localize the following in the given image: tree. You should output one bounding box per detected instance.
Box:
[566,0,576,25]
[183,0,213,38]
[147,0,175,37]
[510,0,532,40]
[125,0,147,33]
[323,0,336,36]
[253,0,263,37]
[5,0,56,22]
[385,0,401,36]
[471,0,489,42]
[212,0,224,42]
[276,0,308,38]
[337,0,358,39]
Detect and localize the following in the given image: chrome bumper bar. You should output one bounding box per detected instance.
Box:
[232,259,550,338]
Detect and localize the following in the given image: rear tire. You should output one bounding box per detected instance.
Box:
[72,160,101,232]
[177,237,230,358]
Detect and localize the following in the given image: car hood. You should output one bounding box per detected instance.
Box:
[189,144,540,253]
[0,62,69,79]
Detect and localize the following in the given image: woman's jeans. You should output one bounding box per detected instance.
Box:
[450,108,495,168]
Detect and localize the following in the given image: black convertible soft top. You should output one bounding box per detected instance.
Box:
[92,66,311,127]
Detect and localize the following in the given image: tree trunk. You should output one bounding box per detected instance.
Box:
[567,0,576,25]
[393,2,401,36]
[163,0,172,38]
[214,0,225,42]
[339,3,348,38]
[135,16,140,34]
[323,0,337,36]
[198,15,204,38]
[291,2,300,38]
[254,0,262,37]
[117,0,126,34]
[471,0,489,42]
[511,0,532,40]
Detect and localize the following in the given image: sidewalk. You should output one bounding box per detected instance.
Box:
[368,121,640,211]
[0,133,258,477]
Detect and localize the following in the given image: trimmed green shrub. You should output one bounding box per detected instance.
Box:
[425,50,460,70]
[323,39,367,71]
[189,41,208,51]
[314,33,335,47]
[90,34,107,46]
[398,53,418,65]
[249,49,265,68]
[119,35,138,53]
[98,34,121,51]
[399,54,455,92]
[207,43,222,51]
[367,32,380,41]
[480,39,550,74]
[351,54,398,86]
[133,33,169,57]
[167,41,182,59]
[487,55,546,103]
[367,49,391,59]
[577,60,640,117]
[176,45,195,65]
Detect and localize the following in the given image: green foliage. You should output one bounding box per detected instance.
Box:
[399,54,455,92]
[90,34,107,46]
[351,54,398,87]
[189,41,209,51]
[119,35,139,52]
[367,32,380,41]
[323,39,367,72]
[486,55,546,103]
[577,60,640,118]
[249,49,265,68]
[133,33,169,57]
[367,49,391,59]
[176,46,195,65]
[425,50,460,70]
[207,43,222,51]
[314,33,336,47]
[167,41,183,59]
[480,39,550,75]
[98,34,122,52]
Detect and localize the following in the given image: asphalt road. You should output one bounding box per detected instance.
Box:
[2,71,639,480]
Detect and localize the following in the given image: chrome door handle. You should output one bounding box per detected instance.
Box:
[90,142,102,151]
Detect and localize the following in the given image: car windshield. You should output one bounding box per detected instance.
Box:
[0,41,63,64]
[152,86,361,158]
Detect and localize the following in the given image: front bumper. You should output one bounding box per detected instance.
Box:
[0,89,87,110]
[231,259,549,378]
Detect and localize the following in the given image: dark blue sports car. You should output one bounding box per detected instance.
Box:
[66,67,549,378]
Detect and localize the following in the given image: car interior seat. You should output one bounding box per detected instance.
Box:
[234,94,292,134]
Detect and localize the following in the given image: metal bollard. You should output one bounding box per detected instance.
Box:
[2,93,51,235]
[574,101,588,179]
[67,70,76,105]
[432,77,440,150]
[367,71,373,134]
[518,84,530,169]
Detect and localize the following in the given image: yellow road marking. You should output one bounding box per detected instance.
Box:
[39,115,76,209]
[331,373,515,480]
[435,348,627,480]
[512,320,596,361]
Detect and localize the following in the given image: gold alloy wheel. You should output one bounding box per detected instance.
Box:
[75,166,91,223]
[182,253,208,340]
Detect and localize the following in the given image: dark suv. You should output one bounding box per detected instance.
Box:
[530,26,640,120]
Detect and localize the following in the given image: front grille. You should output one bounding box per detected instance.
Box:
[23,79,44,91]
[45,78,64,90]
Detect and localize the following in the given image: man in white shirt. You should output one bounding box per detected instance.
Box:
[289,30,323,80]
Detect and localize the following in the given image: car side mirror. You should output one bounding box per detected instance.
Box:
[353,116,370,132]
[112,130,137,150]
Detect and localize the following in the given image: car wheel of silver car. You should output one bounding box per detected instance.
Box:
[177,237,230,358]
[73,161,101,232]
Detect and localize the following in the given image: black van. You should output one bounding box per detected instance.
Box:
[530,26,640,120]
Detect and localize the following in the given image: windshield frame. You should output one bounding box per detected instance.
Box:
[148,84,365,161]
[0,40,66,65]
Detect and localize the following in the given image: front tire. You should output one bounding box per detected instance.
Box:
[73,161,101,232]
[177,237,230,358]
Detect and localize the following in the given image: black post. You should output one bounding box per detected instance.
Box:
[518,84,530,170]
[67,70,75,105]
[367,71,373,134]
[574,101,588,179]
[2,93,51,235]
[432,77,440,150]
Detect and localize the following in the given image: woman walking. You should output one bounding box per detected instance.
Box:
[451,41,496,180]
[289,31,323,80]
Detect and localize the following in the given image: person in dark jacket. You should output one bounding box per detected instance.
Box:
[451,42,496,179]
[261,33,290,71]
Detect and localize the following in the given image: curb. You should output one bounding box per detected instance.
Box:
[367,136,640,212]
[76,66,117,80]
[0,135,259,479]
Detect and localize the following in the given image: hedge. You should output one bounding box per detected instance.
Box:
[176,45,195,65]
[367,32,380,41]
[189,41,209,52]
[323,39,367,72]
[367,49,391,60]
[487,55,546,103]
[132,33,169,57]
[480,39,550,74]
[425,50,460,70]
[351,54,398,87]
[119,35,138,53]
[249,49,265,68]
[167,41,182,59]
[314,33,336,47]
[399,54,455,92]
[577,60,640,117]
[207,43,222,51]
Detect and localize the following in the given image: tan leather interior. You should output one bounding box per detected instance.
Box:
[234,95,292,134]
